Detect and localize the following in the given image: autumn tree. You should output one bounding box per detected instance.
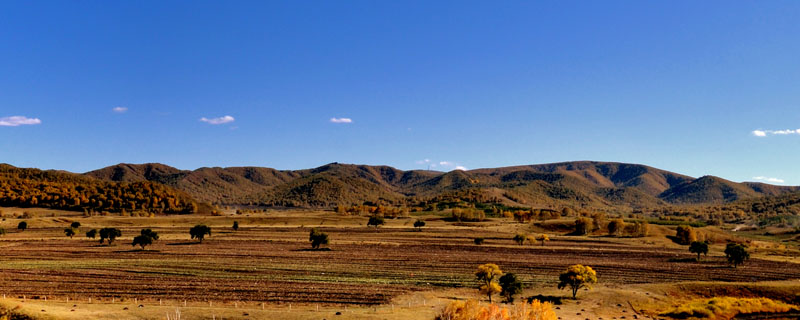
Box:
[86,229,97,239]
[558,264,597,299]
[190,225,211,242]
[574,218,592,235]
[99,227,121,245]
[475,263,503,303]
[536,234,550,246]
[689,241,709,261]
[413,219,425,231]
[64,228,76,238]
[607,219,625,236]
[513,234,526,245]
[675,225,697,245]
[367,215,385,229]
[725,243,749,268]
[631,221,650,237]
[499,272,523,302]
[309,228,329,249]
[17,221,27,231]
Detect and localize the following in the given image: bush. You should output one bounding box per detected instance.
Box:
[413,219,425,230]
[70,222,81,229]
[86,229,97,239]
[435,299,557,320]
[17,221,27,231]
[132,235,153,250]
[474,237,485,245]
[232,221,239,231]
[64,228,76,238]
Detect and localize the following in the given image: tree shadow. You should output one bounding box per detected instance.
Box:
[166,242,200,246]
[293,248,333,252]
[526,294,563,305]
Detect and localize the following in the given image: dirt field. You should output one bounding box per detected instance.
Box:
[1,209,799,319]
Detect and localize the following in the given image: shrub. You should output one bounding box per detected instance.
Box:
[474,237,485,245]
[86,229,98,239]
[435,299,557,320]
[0,228,5,236]
[132,235,153,250]
[70,222,81,229]
[17,221,27,231]
[140,228,159,240]
[232,221,239,231]
[64,228,76,238]
[309,228,329,249]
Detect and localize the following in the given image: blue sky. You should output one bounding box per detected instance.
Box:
[1,1,800,184]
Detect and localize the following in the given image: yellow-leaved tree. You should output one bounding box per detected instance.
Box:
[475,263,503,303]
[557,264,597,299]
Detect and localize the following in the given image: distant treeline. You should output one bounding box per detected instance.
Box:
[0,165,199,214]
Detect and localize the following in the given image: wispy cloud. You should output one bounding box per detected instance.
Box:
[752,176,785,184]
[112,107,128,113]
[330,117,353,124]
[200,115,235,125]
[752,129,800,137]
[0,116,41,127]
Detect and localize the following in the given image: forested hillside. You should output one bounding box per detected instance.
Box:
[0,164,199,214]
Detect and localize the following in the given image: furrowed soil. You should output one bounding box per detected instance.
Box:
[0,210,799,319]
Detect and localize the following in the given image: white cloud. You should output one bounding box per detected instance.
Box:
[417,159,467,171]
[330,117,353,124]
[439,161,452,166]
[112,107,128,113]
[454,166,468,171]
[0,116,41,127]
[752,176,785,184]
[200,115,235,125]
[752,129,800,137]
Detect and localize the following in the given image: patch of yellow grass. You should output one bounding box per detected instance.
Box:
[435,299,557,320]
[661,297,798,319]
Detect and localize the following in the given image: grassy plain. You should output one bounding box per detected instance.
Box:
[0,207,799,319]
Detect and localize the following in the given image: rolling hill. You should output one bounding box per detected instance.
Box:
[84,161,800,210]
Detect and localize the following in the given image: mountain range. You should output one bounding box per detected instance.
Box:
[83,161,800,210]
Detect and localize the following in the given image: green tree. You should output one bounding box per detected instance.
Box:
[99,227,121,245]
[475,263,503,303]
[140,229,159,240]
[64,228,76,238]
[86,229,98,239]
[558,264,598,299]
[232,221,239,231]
[17,221,27,231]
[132,235,153,250]
[367,216,385,229]
[689,241,709,261]
[725,243,749,268]
[499,272,523,303]
[413,219,425,231]
[190,225,211,242]
[309,228,329,249]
